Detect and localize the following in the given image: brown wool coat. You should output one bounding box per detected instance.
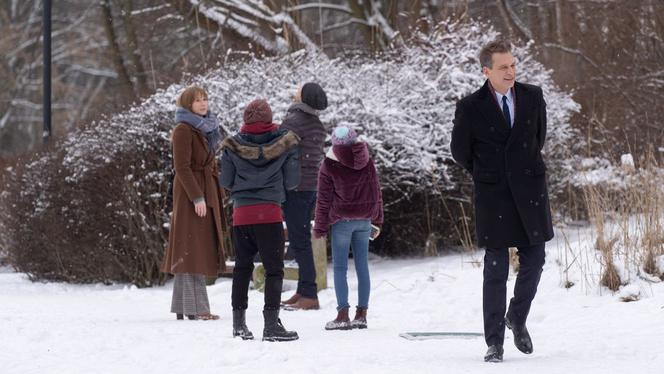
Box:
[161,123,227,276]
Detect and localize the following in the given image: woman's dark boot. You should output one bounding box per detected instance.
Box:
[176,313,197,320]
[351,307,368,329]
[262,309,299,342]
[232,309,254,340]
[325,307,351,330]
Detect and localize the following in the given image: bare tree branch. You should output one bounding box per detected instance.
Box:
[100,0,136,99]
[542,42,599,69]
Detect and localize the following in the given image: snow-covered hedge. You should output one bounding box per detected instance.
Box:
[56,20,579,198]
[0,20,579,284]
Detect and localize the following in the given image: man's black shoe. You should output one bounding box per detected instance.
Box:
[505,316,533,354]
[484,344,504,362]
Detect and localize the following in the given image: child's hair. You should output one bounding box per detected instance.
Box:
[176,85,208,112]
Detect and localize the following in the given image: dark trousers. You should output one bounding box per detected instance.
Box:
[231,223,284,311]
[283,190,318,298]
[483,242,545,347]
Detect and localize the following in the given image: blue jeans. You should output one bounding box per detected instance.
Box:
[283,190,318,298]
[331,219,371,311]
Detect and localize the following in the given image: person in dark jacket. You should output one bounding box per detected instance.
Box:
[313,125,383,331]
[280,82,328,310]
[219,99,301,342]
[450,40,553,362]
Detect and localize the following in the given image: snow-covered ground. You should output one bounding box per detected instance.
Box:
[1,226,662,374]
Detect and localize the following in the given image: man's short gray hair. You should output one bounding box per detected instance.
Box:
[479,40,512,69]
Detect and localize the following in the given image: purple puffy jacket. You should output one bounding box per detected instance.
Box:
[313,141,383,237]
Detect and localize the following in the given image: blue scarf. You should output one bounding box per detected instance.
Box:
[175,107,222,153]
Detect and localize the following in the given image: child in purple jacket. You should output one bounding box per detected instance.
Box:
[313,125,384,330]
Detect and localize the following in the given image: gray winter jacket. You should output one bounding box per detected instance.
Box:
[219,129,300,207]
[280,103,326,191]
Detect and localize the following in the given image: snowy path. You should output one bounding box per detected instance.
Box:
[1,228,663,374]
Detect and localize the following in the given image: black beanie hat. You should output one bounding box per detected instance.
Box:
[301,82,328,110]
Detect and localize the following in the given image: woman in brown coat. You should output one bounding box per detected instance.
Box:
[161,86,228,320]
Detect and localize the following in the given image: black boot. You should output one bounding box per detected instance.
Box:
[175,313,196,320]
[232,309,254,340]
[505,316,533,354]
[262,309,299,342]
[484,344,504,362]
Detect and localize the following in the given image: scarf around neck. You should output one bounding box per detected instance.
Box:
[240,122,279,134]
[175,107,222,153]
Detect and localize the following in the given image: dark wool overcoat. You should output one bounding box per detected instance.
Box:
[451,80,554,248]
[161,123,228,276]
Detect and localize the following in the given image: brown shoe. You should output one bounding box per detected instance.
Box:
[197,313,220,320]
[280,293,301,306]
[286,296,320,310]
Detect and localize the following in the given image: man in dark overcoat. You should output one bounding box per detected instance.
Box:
[450,40,554,362]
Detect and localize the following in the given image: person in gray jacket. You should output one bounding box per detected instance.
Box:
[279,82,328,310]
[219,99,301,342]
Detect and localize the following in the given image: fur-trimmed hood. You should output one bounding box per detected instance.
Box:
[218,128,301,208]
[221,129,300,162]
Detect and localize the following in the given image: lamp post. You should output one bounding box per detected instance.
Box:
[43,0,51,143]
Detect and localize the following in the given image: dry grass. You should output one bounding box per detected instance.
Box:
[580,149,663,293]
[509,247,519,273]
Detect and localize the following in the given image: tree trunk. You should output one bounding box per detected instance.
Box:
[283,0,302,51]
[555,0,565,45]
[100,0,135,101]
[347,0,375,51]
[122,0,149,97]
[495,0,532,41]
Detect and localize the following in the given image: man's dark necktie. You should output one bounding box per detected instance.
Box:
[502,95,511,128]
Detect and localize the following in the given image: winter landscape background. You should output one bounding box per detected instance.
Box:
[0,1,662,373]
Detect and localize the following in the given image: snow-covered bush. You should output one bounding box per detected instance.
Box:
[1,106,171,286]
[1,20,579,284]
[177,21,578,196]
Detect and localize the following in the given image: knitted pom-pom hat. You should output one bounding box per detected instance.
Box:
[331,125,358,146]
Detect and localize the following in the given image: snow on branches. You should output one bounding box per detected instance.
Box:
[57,19,580,199]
